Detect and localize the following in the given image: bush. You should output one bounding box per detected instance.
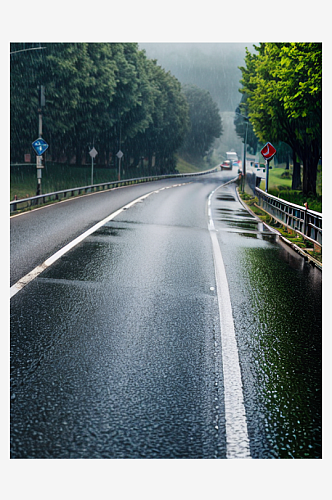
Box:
[269,189,322,213]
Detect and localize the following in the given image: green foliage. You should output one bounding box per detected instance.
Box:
[234,93,259,153]
[10,43,189,175]
[239,43,322,196]
[180,84,222,161]
[268,189,322,213]
[10,163,116,200]
[176,156,204,174]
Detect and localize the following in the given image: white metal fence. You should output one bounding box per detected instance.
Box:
[255,187,322,246]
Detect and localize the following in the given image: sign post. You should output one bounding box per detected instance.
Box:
[89,147,98,185]
[34,85,46,196]
[32,137,49,196]
[260,142,277,193]
[116,150,123,181]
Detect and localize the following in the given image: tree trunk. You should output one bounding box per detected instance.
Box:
[292,149,301,190]
[285,154,290,170]
[302,156,318,196]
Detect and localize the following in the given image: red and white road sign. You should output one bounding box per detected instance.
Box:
[260,142,276,161]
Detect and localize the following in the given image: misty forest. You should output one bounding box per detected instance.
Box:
[11,43,229,174]
[10,42,321,197]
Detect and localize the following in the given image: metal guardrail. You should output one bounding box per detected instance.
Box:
[10,168,218,214]
[255,187,322,246]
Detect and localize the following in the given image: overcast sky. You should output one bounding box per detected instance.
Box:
[139,43,255,112]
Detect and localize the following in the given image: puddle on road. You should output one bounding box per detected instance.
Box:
[237,232,278,242]
[93,226,129,237]
[212,191,275,241]
[219,220,259,230]
[216,194,236,201]
[216,208,253,218]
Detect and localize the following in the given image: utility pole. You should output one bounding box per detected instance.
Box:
[242,118,249,193]
[235,107,249,193]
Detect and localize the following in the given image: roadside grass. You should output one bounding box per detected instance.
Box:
[176,155,209,174]
[239,190,322,265]
[263,166,293,190]
[11,156,206,201]
[10,163,119,201]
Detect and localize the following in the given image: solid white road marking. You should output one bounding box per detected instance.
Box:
[208,186,251,459]
[10,188,165,299]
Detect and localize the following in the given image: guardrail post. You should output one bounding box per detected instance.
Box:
[304,203,308,236]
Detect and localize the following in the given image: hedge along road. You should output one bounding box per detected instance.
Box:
[10,169,322,458]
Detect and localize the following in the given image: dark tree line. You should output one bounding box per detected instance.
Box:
[10,43,190,174]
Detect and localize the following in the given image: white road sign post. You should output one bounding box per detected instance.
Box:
[89,147,98,185]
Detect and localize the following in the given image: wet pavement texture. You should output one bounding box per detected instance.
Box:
[11,177,227,458]
[10,173,322,458]
[10,178,194,287]
[211,183,322,458]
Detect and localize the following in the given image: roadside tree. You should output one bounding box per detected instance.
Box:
[180,84,222,162]
[239,42,322,196]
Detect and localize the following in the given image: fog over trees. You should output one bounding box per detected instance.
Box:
[139,43,253,160]
[139,43,253,112]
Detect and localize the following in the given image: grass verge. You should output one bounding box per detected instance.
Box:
[238,190,322,266]
[175,156,210,174]
[10,157,206,201]
[10,163,118,201]
[259,166,322,213]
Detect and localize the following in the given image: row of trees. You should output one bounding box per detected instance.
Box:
[238,43,322,196]
[10,43,222,174]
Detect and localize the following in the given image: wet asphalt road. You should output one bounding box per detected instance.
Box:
[10,177,196,287]
[10,170,322,458]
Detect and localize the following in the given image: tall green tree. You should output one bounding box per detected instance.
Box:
[128,59,190,173]
[180,84,222,162]
[239,43,322,196]
[44,43,98,164]
[10,43,45,162]
[91,43,155,167]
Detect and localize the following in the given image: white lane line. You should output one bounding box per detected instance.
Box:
[10,190,157,299]
[208,187,251,459]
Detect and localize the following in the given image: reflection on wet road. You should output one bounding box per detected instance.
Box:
[10,173,322,458]
[211,183,322,458]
